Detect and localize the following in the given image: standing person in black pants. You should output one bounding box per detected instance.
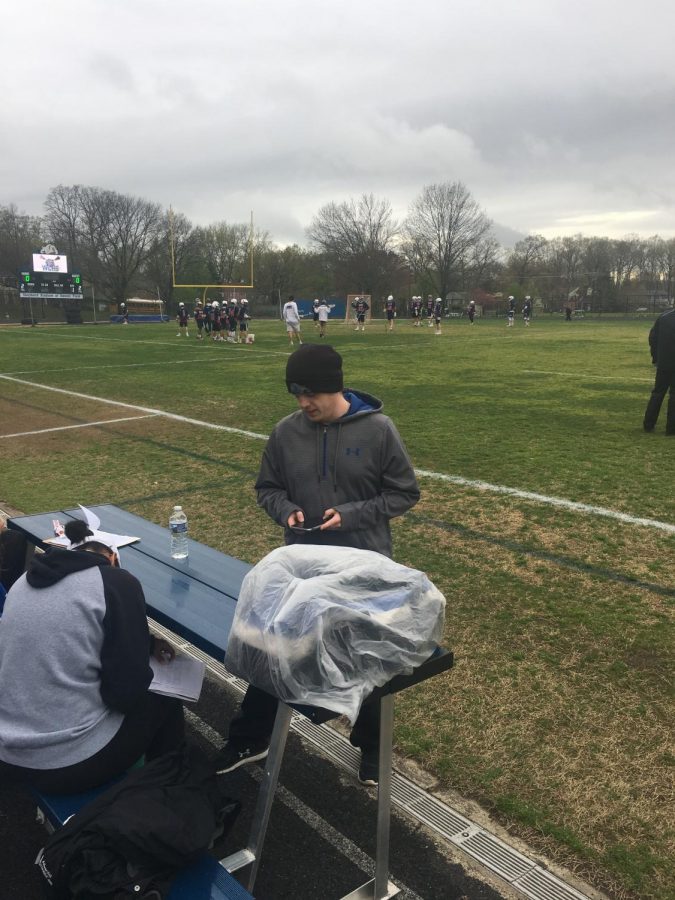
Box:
[643,307,675,435]
[215,344,420,785]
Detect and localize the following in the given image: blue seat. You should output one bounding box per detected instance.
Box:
[32,785,254,900]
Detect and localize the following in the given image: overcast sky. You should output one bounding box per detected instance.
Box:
[2,0,674,247]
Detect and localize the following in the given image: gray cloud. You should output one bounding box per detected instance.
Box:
[2,0,674,244]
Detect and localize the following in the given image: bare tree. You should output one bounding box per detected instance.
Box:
[610,235,642,287]
[43,185,163,302]
[144,210,198,308]
[507,234,548,285]
[255,244,329,305]
[307,193,400,296]
[191,222,269,289]
[93,191,163,303]
[403,182,491,300]
[542,235,586,302]
[44,185,83,269]
[465,235,503,289]
[0,204,43,276]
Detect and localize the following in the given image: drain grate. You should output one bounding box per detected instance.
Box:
[451,827,534,881]
[149,622,594,900]
[515,866,592,900]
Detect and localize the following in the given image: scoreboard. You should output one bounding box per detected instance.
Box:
[20,271,83,301]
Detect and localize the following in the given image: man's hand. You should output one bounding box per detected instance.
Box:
[152,639,176,664]
[320,509,342,530]
[287,510,305,528]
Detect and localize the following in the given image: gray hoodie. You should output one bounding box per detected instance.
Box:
[0,548,153,770]
[255,389,419,558]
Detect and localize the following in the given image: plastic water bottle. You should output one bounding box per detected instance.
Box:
[169,506,189,559]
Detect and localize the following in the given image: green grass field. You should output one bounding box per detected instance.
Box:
[1,316,673,899]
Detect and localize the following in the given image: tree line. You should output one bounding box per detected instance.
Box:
[0,183,673,312]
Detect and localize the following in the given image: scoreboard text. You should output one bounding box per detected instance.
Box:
[20,272,83,300]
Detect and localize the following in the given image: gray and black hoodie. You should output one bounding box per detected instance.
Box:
[0,548,153,770]
[255,389,420,558]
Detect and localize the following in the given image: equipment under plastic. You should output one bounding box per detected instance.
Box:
[225,545,446,723]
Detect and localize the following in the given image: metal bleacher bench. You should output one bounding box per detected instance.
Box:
[9,505,454,900]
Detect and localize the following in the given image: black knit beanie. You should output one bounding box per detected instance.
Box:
[285,344,344,394]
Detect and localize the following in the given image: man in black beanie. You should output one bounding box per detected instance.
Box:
[216,343,420,785]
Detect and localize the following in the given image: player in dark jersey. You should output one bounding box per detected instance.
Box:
[238,299,251,342]
[352,297,370,332]
[312,298,320,329]
[211,301,223,341]
[433,297,443,334]
[507,295,516,327]
[176,302,190,337]
[467,300,476,324]
[384,295,396,331]
[119,302,129,325]
[193,300,205,339]
[222,299,235,341]
[411,296,422,326]
[425,294,435,327]
[522,296,532,326]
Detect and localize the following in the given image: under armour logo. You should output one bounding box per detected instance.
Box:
[345,447,361,456]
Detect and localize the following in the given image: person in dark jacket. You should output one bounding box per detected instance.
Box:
[216,344,420,786]
[384,295,396,331]
[643,307,675,435]
[0,520,184,793]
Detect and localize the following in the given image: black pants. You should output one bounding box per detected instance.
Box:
[229,685,381,753]
[0,693,184,794]
[644,366,675,434]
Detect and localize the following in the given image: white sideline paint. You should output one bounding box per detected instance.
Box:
[2,358,217,376]
[524,369,652,382]
[0,375,269,441]
[1,328,291,357]
[1,414,158,439]
[2,373,673,535]
[414,469,675,535]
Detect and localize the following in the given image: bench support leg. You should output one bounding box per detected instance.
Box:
[220,701,293,892]
[338,694,400,900]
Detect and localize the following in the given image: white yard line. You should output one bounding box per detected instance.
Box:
[0,414,159,439]
[0,375,269,440]
[2,373,673,534]
[523,369,652,382]
[415,469,675,535]
[0,328,291,356]
[3,358,223,376]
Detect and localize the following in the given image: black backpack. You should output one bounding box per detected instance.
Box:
[36,744,240,899]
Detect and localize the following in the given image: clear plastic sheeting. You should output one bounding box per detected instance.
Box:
[225,545,446,723]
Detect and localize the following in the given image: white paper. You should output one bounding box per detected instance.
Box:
[149,654,206,702]
[44,506,139,548]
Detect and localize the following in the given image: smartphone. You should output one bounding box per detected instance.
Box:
[291,523,324,533]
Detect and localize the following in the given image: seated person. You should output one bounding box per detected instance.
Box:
[0,519,184,794]
[0,522,28,613]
